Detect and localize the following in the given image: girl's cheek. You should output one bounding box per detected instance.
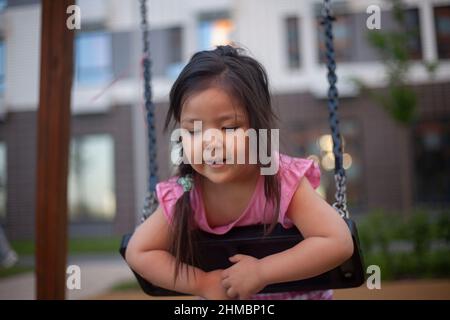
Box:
[182,136,203,165]
[231,132,253,164]
[181,138,193,164]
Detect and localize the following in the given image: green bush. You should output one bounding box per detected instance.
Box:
[407,209,432,256]
[434,210,450,244]
[357,208,450,280]
[428,249,450,278]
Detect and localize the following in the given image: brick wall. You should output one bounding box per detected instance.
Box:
[0,105,136,240]
[1,81,449,240]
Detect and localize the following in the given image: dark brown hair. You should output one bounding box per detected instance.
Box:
[164,45,281,283]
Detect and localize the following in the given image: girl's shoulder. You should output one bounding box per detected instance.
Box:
[155,176,186,224]
[275,153,321,228]
[277,153,321,189]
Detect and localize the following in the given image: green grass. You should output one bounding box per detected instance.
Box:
[10,240,35,255]
[110,280,140,292]
[69,236,122,254]
[10,236,122,255]
[0,266,34,279]
[1,237,122,280]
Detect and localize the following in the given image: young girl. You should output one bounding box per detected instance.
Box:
[126,45,354,300]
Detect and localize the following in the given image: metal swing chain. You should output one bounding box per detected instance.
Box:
[139,0,159,223]
[322,0,349,219]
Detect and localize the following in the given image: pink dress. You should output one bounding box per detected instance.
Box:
[155,153,333,300]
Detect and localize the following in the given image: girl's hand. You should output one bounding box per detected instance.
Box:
[198,269,231,300]
[221,254,266,299]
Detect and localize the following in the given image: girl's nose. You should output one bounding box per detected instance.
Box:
[203,132,225,155]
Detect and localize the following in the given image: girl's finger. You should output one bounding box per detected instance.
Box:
[221,278,231,289]
[229,254,244,263]
[226,287,239,299]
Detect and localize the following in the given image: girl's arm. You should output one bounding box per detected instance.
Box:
[125,206,206,296]
[257,177,354,286]
[221,177,354,299]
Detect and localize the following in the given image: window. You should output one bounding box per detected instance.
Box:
[434,5,450,59]
[0,142,6,220]
[315,7,422,63]
[149,26,184,79]
[198,12,233,50]
[285,16,301,69]
[317,13,354,63]
[413,119,450,206]
[403,8,422,60]
[166,27,183,78]
[75,31,112,85]
[0,0,6,12]
[68,135,116,222]
[0,40,5,94]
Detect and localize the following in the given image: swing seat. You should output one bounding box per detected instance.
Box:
[119,217,365,296]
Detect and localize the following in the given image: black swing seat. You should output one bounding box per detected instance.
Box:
[119,217,366,296]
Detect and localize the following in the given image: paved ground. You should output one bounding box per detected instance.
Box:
[1,253,449,300]
[92,279,450,300]
[333,279,450,300]
[0,254,134,300]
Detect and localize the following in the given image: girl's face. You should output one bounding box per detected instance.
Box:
[179,87,258,184]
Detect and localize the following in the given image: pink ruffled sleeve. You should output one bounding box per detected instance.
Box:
[155,176,184,224]
[277,154,321,228]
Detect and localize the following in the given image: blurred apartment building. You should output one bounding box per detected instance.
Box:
[0,0,449,239]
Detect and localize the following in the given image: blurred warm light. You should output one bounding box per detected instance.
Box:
[317,134,352,171]
[318,134,333,152]
[307,154,320,165]
[320,152,352,171]
[211,19,233,47]
[343,153,352,169]
[321,151,335,171]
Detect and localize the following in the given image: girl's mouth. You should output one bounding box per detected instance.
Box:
[205,158,228,167]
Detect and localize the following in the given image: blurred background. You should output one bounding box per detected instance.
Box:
[0,0,449,299]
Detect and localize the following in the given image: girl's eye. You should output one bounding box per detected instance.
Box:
[223,126,239,131]
[187,127,239,134]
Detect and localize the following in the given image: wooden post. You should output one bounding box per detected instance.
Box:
[36,0,74,300]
